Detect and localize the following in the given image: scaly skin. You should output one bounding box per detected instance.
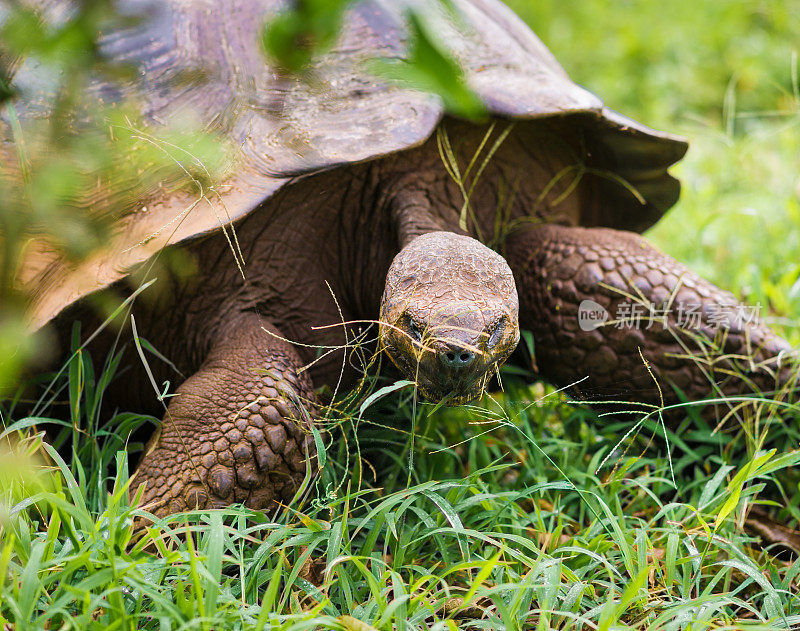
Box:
[133,313,317,517]
[504,224,793,413]
[379,232,520,404]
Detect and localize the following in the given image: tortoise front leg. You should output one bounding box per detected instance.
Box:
[133,313,318,517]
[504,224,793,412]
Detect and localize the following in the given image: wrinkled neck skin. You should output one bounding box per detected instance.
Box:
[389,187,467,249]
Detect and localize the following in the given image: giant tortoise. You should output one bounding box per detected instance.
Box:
[9,0,793,516]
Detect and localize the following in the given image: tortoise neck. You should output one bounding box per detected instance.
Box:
[391,190,461,248]
[387,181,467,249]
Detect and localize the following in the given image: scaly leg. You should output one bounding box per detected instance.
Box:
[133,313,318,516]
[505,224,793,413]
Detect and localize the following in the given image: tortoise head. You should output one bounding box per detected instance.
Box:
[379,232,520,404]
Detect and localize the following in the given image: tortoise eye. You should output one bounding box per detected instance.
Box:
[408,319,423,341]
[488,317,506,346]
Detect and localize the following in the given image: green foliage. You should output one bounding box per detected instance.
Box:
[262,1,485,120]
[1,2,105,67]
[0,69,13,104]
[3,350,800,628]
[0,1,224,394]
[371,11,486,120]
[505,0,800,131]
[261,0,353,74]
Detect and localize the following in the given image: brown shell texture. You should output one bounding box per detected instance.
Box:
[5,0,688,329]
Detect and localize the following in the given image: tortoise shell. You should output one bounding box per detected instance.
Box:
[6,0,687,329]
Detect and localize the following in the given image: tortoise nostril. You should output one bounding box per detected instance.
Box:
[440,347,476,369]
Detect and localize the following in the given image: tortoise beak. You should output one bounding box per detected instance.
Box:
[381,312,519,405]
[417,327,490,403]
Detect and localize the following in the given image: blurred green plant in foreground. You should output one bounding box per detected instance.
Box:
[0,0,224,395]
[261,0,485,118]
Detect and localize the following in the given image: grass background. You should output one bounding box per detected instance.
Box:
[508,0,800,344]
[2,1,800,629]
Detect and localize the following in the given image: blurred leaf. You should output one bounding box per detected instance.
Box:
[260,0,353,73]
[372,10,485,120]
[261,1,485,119]
[0,69,14,104]
[0,8,48,57]
[0,0,225,393]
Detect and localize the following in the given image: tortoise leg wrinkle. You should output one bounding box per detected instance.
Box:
[505,224,795,414]
[132,313,317,517]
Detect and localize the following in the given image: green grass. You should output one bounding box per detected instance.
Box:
[4,1,800,629]
[4,345,800,629]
